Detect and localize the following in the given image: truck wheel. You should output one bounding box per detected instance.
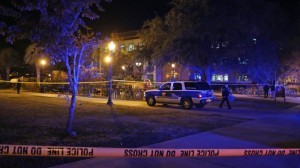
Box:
[146,95,156,106]
[181,97,193,110]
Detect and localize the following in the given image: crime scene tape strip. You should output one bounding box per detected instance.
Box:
[0,80,156,85]
[1,144,300,157]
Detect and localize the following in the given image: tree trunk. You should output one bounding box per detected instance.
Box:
[66,85,77,135]
[36,66,41,83]
[201,67,212,84]
[6,67,10,81]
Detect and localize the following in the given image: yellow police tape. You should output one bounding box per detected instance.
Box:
[1,144,300,157]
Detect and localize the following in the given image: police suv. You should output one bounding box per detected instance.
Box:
[144,81,215,110]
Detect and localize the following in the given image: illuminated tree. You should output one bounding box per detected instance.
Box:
[24,43,47,83]
[0,0,111,136]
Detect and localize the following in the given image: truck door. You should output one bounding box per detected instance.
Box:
[156,83,171,103]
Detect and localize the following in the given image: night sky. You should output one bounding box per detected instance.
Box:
[1,0,172,57]
[89,0,172,37]
[2,0,297,54]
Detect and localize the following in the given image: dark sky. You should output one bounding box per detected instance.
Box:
[1,0,172,55]
[88,0,172,37]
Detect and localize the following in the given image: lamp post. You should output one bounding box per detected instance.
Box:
[122,65,126,80]
[107,41,115,105]
[171,63,175,81]
[40,59,47,82]
[135,62,142,80]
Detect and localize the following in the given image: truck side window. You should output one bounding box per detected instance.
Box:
[160,83,171,90]
[173,83,182,90]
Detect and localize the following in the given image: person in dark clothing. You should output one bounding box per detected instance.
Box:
[263,84,270,98]
[219,84,232,109]
[17,79,21,94]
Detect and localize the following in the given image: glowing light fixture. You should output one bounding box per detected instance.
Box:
[108,41,115,51]
[105,56,111,63]
[135,62,142,66]
[40,59,46,66]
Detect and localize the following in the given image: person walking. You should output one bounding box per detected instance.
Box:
[263,84,270,98]
[219,84,232,109]
[16,79,21,94]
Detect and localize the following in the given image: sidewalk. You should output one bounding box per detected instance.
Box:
[52,119,300,168]
[47,92,300,168]
[215,92,300,104]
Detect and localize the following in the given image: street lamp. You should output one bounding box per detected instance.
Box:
[171,63,175,81]
[135,62,142,67]
[104,56,111,63]
[121,65,126,80]
[40,59,47,82]
[135,62,142,80]
[40,59,46,66]
[107,41,115,105]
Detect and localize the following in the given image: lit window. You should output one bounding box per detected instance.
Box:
[216,75,223,81]
[138,43,144,50]
[236,74,249,82]
[190,73,201,81]
[224,74,228,82]
[128,44,135,51]
[121,44,126,51]
[212,75,216,81]
[212,74,228,82]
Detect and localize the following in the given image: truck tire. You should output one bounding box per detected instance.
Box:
[146,95,156,106]
[181,97,193,110]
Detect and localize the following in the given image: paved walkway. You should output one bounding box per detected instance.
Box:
[214,92,300,104]
[52,119,300,168]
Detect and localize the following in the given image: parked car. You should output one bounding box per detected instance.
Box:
[144,81,215,110]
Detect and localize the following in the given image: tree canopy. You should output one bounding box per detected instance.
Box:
[139,0,299,83]
[0,0,111,135]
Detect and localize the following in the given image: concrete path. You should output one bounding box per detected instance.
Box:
[52,125,300,168]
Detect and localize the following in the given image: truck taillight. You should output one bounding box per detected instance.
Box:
[198,93,202,98]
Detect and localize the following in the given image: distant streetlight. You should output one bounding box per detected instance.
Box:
[171,63,175,81]
[40,59,46,66]
[135,62,142,66]
[121,65,126,80]
[107,41,115,105]
[104,56,111,63]
[135,62,142,80]
[40,59,47,82]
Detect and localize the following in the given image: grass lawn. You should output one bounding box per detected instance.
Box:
[0,90,265,167]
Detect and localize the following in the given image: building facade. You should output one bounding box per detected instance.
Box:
[98,31,257,84]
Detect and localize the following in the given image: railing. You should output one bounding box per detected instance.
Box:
[211,83,300,96]
[1,80,299,99]
[0,80,163,100]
